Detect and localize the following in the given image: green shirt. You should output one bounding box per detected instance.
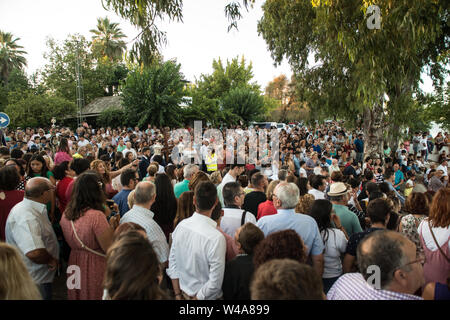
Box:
[174,179,190,198]
[332,204,363,237]
[117,144,126,153]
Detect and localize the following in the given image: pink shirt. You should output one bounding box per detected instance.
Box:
[54,151,73,166]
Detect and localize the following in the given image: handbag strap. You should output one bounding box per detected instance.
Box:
[428,220,450,263]
[71,220,106,258]
[241,210,247,226]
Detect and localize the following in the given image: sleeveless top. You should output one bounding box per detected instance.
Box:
[418,220,450,285]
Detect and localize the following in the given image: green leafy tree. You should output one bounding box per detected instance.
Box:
[41,34,128,104]
[41,35,105,104]
[0,31,27,85]
[185,56,262,125]
[5,91,76,128]
[258,0,448,159]
[221,87,264,125]
[121,60,186,127]
[0,68,30,111]
[90,17,127,62]
[98,107,127,128]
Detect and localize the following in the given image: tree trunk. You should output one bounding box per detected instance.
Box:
[363,97,384,161]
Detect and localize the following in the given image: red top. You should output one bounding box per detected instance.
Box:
[257,200,277,220]
[0,190,25,241]
[56,177,74,214]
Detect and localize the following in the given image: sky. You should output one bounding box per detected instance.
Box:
[0,0,436,92]
[0,0,293,89]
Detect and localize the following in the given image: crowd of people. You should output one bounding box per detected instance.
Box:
[0,121,449,300]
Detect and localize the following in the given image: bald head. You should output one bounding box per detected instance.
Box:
[134,181,156,206]
[25,177,53,201]
[357,230,415,290]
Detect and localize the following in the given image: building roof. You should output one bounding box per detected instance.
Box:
[81,96,123,117]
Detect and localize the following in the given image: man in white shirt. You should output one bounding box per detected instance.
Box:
[167,181,226,300]
[436,158,448,177]
[217,164,245,206]
[220,181,257,238]
[5,177,59,300]
[122,141,137,160]
[308,174,326,200]
[77,135,90,148]
[120,181,169,267]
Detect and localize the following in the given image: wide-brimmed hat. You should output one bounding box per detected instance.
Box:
[327,182,350,197]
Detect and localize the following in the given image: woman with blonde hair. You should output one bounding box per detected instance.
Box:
[144,164,158,183]
[188,170,210,191]
[296,193,315,215]
[0,242,42,300]
[210,170,222,186]
[418,188,450,285]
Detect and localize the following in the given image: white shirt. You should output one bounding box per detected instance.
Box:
[322,228,347,278]
[120,205,169,263]
[299,167,307,178]
[309,188,325,200]
[220,208,257,239]
[217,173,236,207]
[167,213,226,300]
[418,219,450,252]
[77,139,90,148]
[436,164,448,177]
[419,138,428,151]
[5,198,59,284]
[122,147,137,160]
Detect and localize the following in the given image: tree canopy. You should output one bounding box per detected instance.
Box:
[258,0,449,157]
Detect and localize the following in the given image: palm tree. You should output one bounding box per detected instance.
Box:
[0,31,27,85]
[90,17,127,62]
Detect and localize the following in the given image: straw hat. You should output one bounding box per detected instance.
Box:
[327,182,350,197]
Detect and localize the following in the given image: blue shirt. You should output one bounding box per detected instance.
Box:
[394,170,404,190]
[313,144,322,154]
[256,209,324,256]
[354,139,364,153]
[112,189,132,217]
[386,181,405,205]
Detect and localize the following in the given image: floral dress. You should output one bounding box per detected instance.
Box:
[399,214,426,257]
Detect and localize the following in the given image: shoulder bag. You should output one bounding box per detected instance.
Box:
[71,220,106,258]
[428,220,450,263]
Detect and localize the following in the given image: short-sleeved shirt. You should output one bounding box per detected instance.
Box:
[257,209,324,256]
[345,227,384,257]
[394,170,404,189]
[112,189,132,217]
[174,179,190,199]
[332,204,363,237]
[322,228,348,278]
[120,205,169,263]
[354,139,364,153]
[5,198,59,284]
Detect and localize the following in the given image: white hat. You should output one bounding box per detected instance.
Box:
[327,182,349,197]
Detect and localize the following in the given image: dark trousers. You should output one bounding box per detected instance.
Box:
[323,276,340,294]
[39,283,53,300]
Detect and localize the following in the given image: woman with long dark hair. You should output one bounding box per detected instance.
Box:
[60,171,119,300]
[26,154,56,222]
[151,173,178,241]
[4,158,29,191]
[0,166,24,242]
[309,199,348,294]
[54,137,73,166]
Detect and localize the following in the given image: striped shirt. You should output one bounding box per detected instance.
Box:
[120,205,169,263]
[327,273,423,300]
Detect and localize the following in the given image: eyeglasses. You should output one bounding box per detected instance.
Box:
[394,256,426,274]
